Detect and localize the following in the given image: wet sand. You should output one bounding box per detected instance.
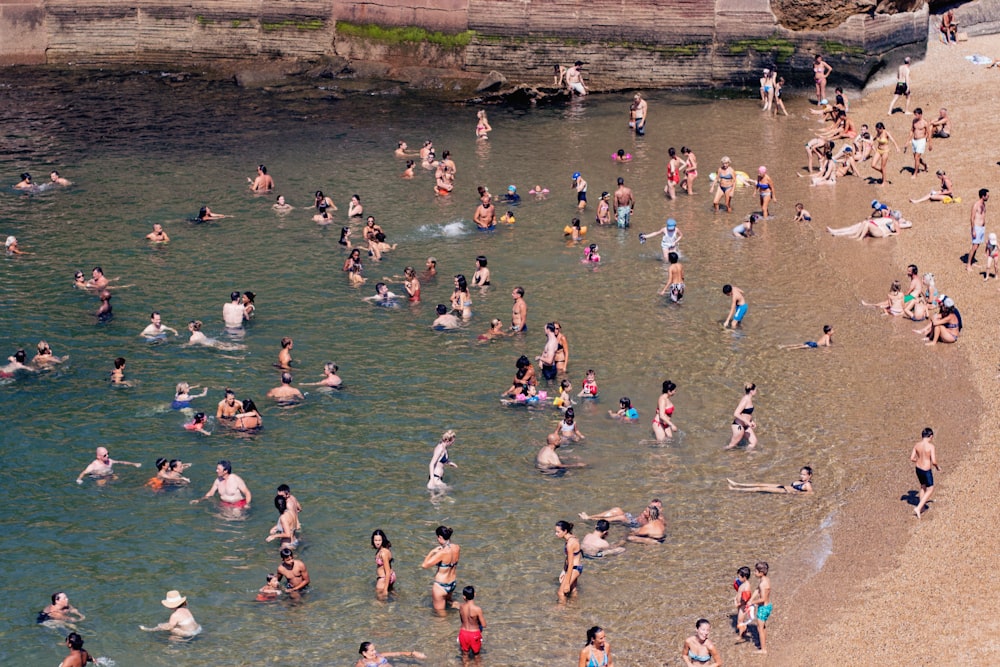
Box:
[760,33,1000,665]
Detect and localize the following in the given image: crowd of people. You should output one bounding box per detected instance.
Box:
[8,36,977,665]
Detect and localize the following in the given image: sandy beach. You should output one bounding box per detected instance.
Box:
[751,32,1000,665]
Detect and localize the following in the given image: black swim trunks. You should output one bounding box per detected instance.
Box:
[894,82,909,95]
[541,363,558,381]
[915,467,934,487]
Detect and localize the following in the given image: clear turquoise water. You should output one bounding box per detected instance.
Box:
[0,69,973,665]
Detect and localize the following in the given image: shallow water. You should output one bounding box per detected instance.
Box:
[0,69,964,665]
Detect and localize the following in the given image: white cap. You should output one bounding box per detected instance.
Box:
[4,235,15,248]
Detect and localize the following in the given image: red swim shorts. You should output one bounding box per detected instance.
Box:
[459,628,482,654]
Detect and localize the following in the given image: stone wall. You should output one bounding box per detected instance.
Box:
[0,0,957,88]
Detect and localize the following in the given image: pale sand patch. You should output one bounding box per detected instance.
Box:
[764,33,1000,665]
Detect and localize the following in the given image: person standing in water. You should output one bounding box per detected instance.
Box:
[632,93,647,135]
[613,177,635,228]
[421,525,461,614]
[722,284,747,328]
[555,520,582,603]
[139,590,201,638]
[458,586,486,665]
[427,430,458,490]
[248,164,274,192]
[572,172,588,211]
[725,383,758,449]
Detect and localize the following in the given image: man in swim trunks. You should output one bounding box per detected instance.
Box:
[632,93,647,135]
[910,427,941,518]
[907,108,930,178]
[537,323,559,381]
[904,264,922,304]
[76,446,141,484]
[969,188,989,271]
[565,61,587,95]
[660,252,685,303]
[613,177,635,228]
[473,195,496,230]
[191,459,252,507]
[276,547,310,594]
[747,562,772,653]
[86,267,108,290]
[248,164,274,192]
[930,107,951,138]
[511,287,527,332]
[722,284,747,328]
[145,223,169,243]
[887,57,911,115]
[458,586,486,665]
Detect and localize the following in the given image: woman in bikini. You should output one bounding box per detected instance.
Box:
[728,466,813,494]
[871,121,900,185]
[475,109,492,139]
[556,520,583,603]
[553,321,570,374]
[681,146,698,195]
[755,166,776,218]
[813,54,833,104]
[371,529,395,600]
[725,383,758,449]
[579,626,614,667]
[420,525,460,614]
[681,619,721,666]
[426,430,457,490]
[652,380,678,441]
[712,156,736,212]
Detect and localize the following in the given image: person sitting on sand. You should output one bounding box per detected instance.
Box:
[930,108,951,138]
[862,280,905,316]
[910,170,954,203]
[728,466,814,493]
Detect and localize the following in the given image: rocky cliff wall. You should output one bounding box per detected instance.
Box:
[0,0,960,88]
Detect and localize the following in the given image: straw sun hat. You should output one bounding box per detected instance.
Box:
[161,590,187,608]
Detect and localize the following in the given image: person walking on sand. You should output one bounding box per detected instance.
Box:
[969,188,989,271]
[910,427,941,518]
[907,108,931,178]
[746,562,772,654]
[888,57,912,115]
[722,284,747,328]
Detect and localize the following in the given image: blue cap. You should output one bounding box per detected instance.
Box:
[508,185,516,192]
[572,172,581,179]
[666,218,677,229]
[871,199,881,209]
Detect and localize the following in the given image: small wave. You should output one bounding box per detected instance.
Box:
[415,220,467,238]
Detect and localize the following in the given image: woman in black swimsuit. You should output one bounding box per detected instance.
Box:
[728,466,813,494]
[725,383,757,449]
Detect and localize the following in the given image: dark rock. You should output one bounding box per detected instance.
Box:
[475,70,507,92]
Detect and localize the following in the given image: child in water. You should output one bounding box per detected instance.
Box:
[184,412,211,435]
[612,149,633,162]
[583,244,601,263]
[256,573,283,602]
[554,379,575,410]
[609,397,639,420]
[500,210,516,224]
[779,325,834,350]
[578,370,598,398]
[554,407,585,441]
[793,203,812,223]
[596,192,611,225]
